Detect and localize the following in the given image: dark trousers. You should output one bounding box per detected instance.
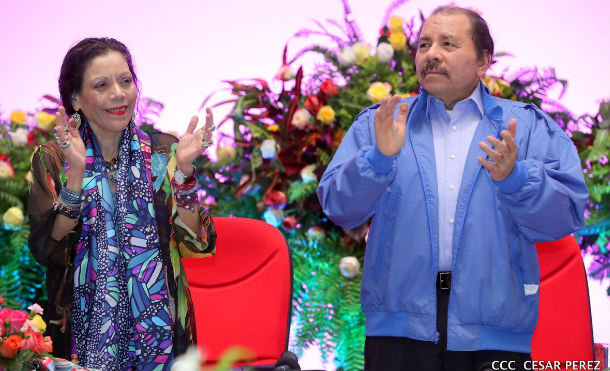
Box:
[364,279,532,371]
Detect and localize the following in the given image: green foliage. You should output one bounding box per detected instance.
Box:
[573,101,610,279]
[289,233,364,370]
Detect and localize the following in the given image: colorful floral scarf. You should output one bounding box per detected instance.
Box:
[71,120,174,371]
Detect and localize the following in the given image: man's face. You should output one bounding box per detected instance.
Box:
[415,13,489,109]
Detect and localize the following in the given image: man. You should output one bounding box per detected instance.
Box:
[317,5,588,371]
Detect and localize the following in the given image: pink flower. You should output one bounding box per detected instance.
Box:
[20,328,46,354]
[0,308,29,334]
[28,303,44,316]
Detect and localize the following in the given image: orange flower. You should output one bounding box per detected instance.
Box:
[0,335,22,358]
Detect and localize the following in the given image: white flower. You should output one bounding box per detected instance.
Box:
[338,256,361,279]
[171,345,203,371]
[292,108,311,130]
[376,42,395,63]
[260,139,278,159]
[275,64,295,81]
[338,47,356,66]
[300,164,317,183]
[28,303,44,315]
[263,207,284,227]
[8,127,28,146]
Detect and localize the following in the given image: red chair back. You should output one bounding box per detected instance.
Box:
[182,217,292,365]
[532,235,594,365]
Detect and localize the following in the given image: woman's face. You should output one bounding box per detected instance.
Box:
[72,51,138,135]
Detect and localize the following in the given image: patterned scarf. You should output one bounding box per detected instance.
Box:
[71,120,174,371]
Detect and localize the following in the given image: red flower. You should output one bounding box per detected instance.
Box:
[0,335,22,358]
[20,329,46,354]
[320,79,338,97]
[42,336,53,354]
[282,216,298,231]
[379,26,391,38]
[27,131,37,146]
[304,95,321,115]
[263,190,287,209]
[0,154,8,161]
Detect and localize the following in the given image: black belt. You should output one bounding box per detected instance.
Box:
[436,271,452,290]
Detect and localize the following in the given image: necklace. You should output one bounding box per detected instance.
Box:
[105,157,118,183]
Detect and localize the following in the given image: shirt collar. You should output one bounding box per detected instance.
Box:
[424,82,485,121]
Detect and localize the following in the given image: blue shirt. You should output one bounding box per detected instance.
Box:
[428,84,484,271]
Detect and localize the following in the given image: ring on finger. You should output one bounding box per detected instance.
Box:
[60,141,70,150]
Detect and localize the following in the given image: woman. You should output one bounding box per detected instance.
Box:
[27,37,217,371]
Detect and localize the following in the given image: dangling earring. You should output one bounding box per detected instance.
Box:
[130,112,136,123]
[71,111,81,126]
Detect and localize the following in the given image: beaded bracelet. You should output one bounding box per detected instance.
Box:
[60,186,83,206]
[56,200,81,220]
[171,178,199,212]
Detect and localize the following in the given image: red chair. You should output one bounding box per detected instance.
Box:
[532,235,595,367]
[182,217,294,368]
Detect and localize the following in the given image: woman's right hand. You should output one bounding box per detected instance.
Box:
[54,106,86,172]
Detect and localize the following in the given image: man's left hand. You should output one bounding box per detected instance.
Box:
[477,118,518,181]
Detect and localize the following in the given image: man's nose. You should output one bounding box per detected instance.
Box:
[426,43,442,62]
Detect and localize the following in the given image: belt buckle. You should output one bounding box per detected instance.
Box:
[438,271,451,290]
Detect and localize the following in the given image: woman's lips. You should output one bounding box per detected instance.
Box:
[107,106,127,116]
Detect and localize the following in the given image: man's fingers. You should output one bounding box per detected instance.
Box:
[477,156,495,172]
[508,118,517,137]
[185,115,199,134]
[396,103,409,125]
[479,141,501,163]
[500,130,517,153]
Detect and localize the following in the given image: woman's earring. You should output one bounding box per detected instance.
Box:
[71,112,81,126]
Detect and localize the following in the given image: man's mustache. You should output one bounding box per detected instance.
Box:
[422,62,447,76]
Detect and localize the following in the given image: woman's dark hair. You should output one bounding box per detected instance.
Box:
[420,6,494,61]
[59,37,138,115]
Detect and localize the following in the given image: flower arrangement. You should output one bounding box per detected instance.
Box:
[194,1,607,369]
[0,296,53,371]
[0,100,57,311]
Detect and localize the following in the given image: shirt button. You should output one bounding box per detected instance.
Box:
[449,184,455,190]
[450,154,456,159]
[449,218,455,223]
[452,125,457,130]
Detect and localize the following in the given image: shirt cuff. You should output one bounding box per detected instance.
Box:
[364,146,398,175]
[493,161,528,194]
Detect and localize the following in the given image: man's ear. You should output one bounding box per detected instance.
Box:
[477,49,492,77]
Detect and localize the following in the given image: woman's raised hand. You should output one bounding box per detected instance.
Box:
[54,106,87,171]
[175,107,215,173]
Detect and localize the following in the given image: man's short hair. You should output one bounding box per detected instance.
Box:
[421,5,494,61]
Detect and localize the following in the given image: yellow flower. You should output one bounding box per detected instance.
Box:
[367,82,392,103]
[10,110,27,125]
[31,314,47,333]
[482,76,510,97]
[216,144,237,163]
[35,112,56,131]
[389,16,403,33]
[389,32,407,51]
[0,161,15,178]
[267,124,280,132]
[2,207,24,229]
[352,42,370,64]
[316,105,335,125]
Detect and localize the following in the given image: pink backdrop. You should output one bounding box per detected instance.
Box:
[1,0,608,367]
